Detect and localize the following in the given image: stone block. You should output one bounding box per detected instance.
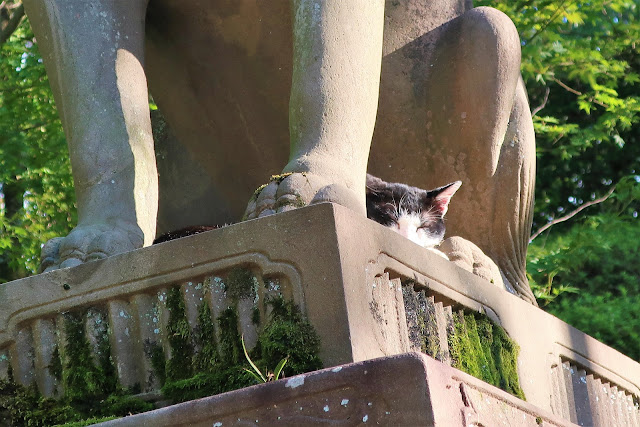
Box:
[98,353,576,427]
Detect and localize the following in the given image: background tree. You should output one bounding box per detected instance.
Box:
[0,0,638,358]
[477,0,640,360]
[0,0,75,281]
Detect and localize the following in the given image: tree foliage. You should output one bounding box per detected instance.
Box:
[477,0,640,229]
[477,0,640,359]
[0,11,75,281]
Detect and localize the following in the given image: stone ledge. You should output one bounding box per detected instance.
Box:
[99,352,576,427]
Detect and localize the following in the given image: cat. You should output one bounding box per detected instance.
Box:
[365,174,461,259]
[155,175,461,255]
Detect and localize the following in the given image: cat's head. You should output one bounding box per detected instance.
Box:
[365,174,461,248]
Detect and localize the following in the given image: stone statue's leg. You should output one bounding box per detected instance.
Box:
[424,8,537,304]
[24,0,157,271]
[244,0,385,219]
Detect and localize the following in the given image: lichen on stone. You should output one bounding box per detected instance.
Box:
[274,193,307,211]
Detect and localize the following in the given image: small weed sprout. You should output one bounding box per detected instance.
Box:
[241,335,288,383]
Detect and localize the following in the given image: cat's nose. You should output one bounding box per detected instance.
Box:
[396,224,418,242]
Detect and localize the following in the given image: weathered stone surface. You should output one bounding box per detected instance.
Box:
[97,353,576,427]
[1,204,639,426]
[24,0,536,304]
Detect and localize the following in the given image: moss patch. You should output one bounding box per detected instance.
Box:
[193,301,219,373]
[0,310,153,426]
[448,310,525,400]
[161,296,322,403]
[249,173,295,202]
[243,172,310,220]
[62,311,115,405]
[165,287,194,382]
[258,297,322,375]
[226,267,258,302]
[404,288,525,400]
[0,381,79,426]
[0,270,322,423]
[145,340,166,387]
[274,194,307,211]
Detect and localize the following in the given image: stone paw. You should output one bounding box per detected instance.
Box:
[438,236,510,292]
[243,172,363,220]
[39,222,144,272]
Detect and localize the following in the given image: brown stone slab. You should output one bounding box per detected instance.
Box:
[99,353,576,427]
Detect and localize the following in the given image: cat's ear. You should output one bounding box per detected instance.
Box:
[433,181,462,216]
[365,173,386,194]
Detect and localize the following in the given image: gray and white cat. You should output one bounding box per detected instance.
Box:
[365,174,461,258]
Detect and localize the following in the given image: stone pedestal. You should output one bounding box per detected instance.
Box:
[0,203,639,425]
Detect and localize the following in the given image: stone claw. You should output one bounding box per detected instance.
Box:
[438,236,511,293]
[39,223,144,272]
[244,172,364,220]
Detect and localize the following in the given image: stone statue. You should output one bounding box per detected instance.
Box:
[24,0,536,304]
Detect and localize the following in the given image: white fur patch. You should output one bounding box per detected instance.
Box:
[392,212,442,249]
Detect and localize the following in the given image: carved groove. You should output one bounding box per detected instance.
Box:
[0,263,299,397]
[551,360,640,426]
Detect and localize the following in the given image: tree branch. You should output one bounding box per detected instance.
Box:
[552,77,608,108]
[525,1,568,44]
[531,86,550,116]
[0,2,24,46]
[530,185,616,242]
[552,77,581,95]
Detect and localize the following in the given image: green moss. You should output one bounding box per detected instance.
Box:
[0,285,323,423]
[450,311,481,378]
[274,194,307,211]
[476,317,500,385]
[62,311,114,404]
[193,301,219,372]
[100,392,153,416]
[491,323,525,399]
[145,341,166,387]
[252,306,261,326]
[50,345,63,383]
[225,268,258,301]
[248,172,295,202]
[161,296,322,403]
[0,380,80,426]
[165,287,194,382]
[448,310,525,400]
[422,295,440,360]
[408,291,524,400]
[161,368,254,403]
[259,297,323,375]
[93,314,117,395]
[269,172,295,184]
[0,375,152,426]
[216,307,242,366]
[60,416,119,427]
